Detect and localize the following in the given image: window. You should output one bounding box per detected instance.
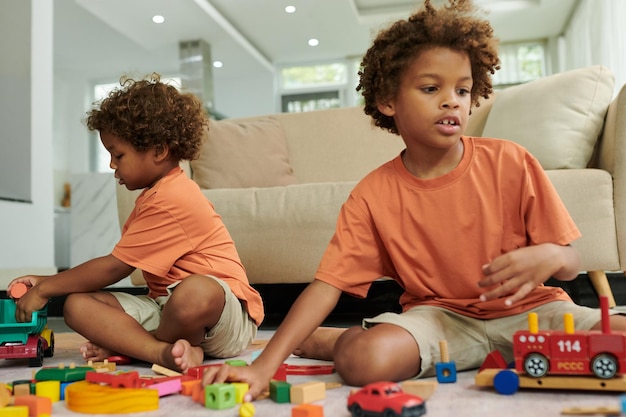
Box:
[278,61,361,113]
[91,77,181,172]
[492,41,546,88]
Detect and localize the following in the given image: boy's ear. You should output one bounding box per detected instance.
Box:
[153,144,170,162]
[376,100,395,117]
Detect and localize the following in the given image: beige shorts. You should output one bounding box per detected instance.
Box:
[111,276,257,359]
[363,301,616,378]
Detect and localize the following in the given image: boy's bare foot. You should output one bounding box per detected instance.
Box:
[80,341,116,362]
[162,339,204,372]
[293,327,345,361]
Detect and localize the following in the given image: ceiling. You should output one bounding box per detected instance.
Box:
[57,0,578,82]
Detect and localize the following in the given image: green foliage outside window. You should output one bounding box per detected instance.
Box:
[281,63,348,89]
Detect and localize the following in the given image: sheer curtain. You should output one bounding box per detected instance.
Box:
[561,0,626,95]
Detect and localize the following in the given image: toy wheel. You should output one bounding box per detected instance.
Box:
[382,410,396,417]
[350,404,364,417]
[29,339,44,367]
[44,330,54,357]
[592,354,618,379]
[524,353,548,377]
[493,369,520,395]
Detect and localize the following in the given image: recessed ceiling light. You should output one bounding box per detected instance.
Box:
[285,5,296,13]
[308,38,319,47]
[152,15,165,24]
[213,61,223,68]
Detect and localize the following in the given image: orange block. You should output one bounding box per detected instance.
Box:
[13,395,52,417]
[181,379,201,396]
[9,283,28,299]
[0,384,11,407]
[191,382,205,404]
[65,381,158,413]
[292,403,324,417]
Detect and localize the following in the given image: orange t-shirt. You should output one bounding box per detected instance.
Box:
[315,136,580,319]
[112,167,264,326]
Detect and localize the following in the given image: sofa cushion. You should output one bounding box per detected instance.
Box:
[204,182,357,284]
[191,117,298,189]
[482,65,614,169]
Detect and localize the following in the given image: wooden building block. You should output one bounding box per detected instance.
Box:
[11,381,32,397]
[65,381,158,414]
[13,395,52,417]
[0,406,28,417]
[191,382,205,404]
[150,378,182,397]
[270,381,291,403]
[292,403,324,417]
[181,379,201,397]
[290,382,325,404]
[0,385,11,408]
[205,383,236,410]
[401,380,438,400]
[151,364,182,377]
[232,382,249,404]
[35,380,60,402]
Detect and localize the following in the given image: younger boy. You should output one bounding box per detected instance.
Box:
[9,74,263,372]
[204,0,626,399]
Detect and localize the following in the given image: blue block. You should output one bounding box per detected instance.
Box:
[493,369,520,395]
[435,361,457,383]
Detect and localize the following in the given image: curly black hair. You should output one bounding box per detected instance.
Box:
[85,73,209,161]
[357,0,500,134]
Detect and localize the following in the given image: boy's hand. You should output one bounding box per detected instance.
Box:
[9,276,49,322]
[478,244,567,306]
[202,363,271,402]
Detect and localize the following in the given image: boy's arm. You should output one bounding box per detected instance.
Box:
[478,243,581,306]
[203,279,342,400]
[12,254,134,321]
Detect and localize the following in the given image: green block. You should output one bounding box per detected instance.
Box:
[35,366,94,382]
[270,380,291,403]
[205,383,236,410]
[225,359,248,367]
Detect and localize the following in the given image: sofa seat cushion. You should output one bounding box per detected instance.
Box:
[191,117,298,189]
[482,66,614,169]
[205,181,357,284]
[546,169,619,271]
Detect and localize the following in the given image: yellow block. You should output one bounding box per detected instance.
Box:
[0,406,29,417]
[232,382,249,404]
[36,380,60,402]
[239,402,255,417]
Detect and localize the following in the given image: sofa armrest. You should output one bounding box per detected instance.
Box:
[595,84,626,270]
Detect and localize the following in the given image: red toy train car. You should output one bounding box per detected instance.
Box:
[513,295,624,379]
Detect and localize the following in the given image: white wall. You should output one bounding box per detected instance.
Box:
[51,0,276,205]
[561,0,626,93]
[0,0,56,287]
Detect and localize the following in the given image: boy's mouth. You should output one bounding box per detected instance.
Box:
[437,118,459,126]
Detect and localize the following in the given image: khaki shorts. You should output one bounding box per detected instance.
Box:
[111,276,257,359]
[363,301,616,378]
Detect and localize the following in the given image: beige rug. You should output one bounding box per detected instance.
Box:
[2,332,625,417]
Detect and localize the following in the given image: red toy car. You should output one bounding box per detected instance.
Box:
[347,381,426,417]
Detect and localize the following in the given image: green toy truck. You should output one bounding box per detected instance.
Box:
[0,299,54,367]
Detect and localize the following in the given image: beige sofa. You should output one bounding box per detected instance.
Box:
[116,65,625,306]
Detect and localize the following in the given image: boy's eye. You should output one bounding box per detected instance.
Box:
[115,154,123,159]
[458,88,470,96]
[421,86,438,93]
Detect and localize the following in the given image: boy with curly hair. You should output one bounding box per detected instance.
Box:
[203,0,626,398]
[9,74,263,372]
